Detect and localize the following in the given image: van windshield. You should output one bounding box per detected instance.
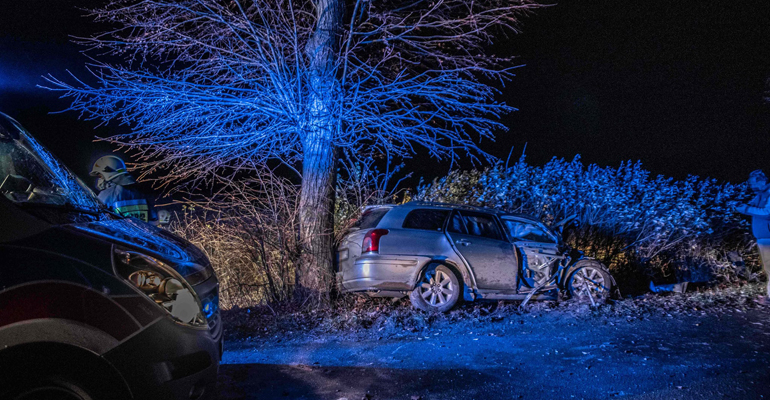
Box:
[0,114,104,213]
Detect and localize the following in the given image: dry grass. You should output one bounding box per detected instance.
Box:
[169,175,302,309]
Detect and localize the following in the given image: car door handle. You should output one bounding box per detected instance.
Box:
[455,239,472,246]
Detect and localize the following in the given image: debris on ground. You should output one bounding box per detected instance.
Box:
[221,282,768,342]
[649,280,689,293]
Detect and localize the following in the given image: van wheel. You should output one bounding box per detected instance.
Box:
[7,378,95,400]
[410,264,461,313]
[0,344,131,400]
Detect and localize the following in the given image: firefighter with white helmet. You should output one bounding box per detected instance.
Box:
[736,169,770,305]
[91,155,157,224]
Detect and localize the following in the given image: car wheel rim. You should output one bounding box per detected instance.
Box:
[419,269,454,307]
[571,267,607,301]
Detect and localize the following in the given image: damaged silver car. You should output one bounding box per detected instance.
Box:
[336,202,617,312]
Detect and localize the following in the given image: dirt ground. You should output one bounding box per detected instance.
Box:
[218,304,770,399]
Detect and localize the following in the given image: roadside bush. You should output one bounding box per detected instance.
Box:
[415,155,758,292]
[169,174,301,309]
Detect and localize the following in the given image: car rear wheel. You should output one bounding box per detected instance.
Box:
[567,263,613,305]
[410,264,461,313]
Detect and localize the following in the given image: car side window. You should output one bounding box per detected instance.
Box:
[460,212,503,241]
[402,209,450,231]
[446,211,467,234]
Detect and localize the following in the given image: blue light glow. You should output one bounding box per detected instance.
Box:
[72,219,191,261]
[202,295,219,320]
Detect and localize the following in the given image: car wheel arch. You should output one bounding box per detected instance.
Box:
[411,260,470,292]
[563,259,610,281]
[562,259,618,297]
[0,317,123,355]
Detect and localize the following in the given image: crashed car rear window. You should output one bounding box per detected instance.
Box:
[355,208,390,229]
[402,209,450,231]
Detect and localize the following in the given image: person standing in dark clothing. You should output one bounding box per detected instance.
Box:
[91,155,157,224]
[735,169,770,303]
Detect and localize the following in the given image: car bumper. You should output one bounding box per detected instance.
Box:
[340,254,431,292]
[104,316,221,400]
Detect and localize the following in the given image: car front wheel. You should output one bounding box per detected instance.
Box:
[566,263,613,305]
[410,264,461,313]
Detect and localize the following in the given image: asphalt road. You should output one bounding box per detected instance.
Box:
[219,308,770,399]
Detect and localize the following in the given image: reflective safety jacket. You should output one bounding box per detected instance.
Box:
[98,181,156,223]
[743,190,770,239]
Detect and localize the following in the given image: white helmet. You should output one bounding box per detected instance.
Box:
[91,155,128,183]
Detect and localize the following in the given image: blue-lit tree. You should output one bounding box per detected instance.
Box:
[45,0,540,300]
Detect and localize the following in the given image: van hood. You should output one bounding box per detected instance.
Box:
[67,218,209,268]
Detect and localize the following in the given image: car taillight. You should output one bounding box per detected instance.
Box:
[362,229,389,253]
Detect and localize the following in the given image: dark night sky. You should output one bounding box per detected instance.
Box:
[0,0,768,188]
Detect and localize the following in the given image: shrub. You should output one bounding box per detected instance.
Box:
[415,155,758,292]
[169,175,301,309]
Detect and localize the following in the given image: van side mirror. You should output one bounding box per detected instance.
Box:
[0,174,34,193]
[0,118,20,141]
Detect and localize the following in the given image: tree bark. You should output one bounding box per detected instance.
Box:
[298,0,343,303]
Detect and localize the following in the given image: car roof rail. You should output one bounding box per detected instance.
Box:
[403,201,504,214]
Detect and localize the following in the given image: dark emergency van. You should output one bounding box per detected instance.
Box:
[0,112,222,400]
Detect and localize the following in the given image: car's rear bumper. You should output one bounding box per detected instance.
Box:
[340,254,431,293]
[104,316,221,400]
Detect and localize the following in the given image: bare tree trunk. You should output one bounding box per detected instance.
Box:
[298,0,343,303]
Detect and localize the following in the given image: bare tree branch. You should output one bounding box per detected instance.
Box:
[44,0,541,186]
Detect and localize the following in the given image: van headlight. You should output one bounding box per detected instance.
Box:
[113,245,207,328]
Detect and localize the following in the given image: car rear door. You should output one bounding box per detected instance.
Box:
[446,210,518,291]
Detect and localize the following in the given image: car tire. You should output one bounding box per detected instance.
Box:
[0,348,130,400]
[566,262,613,305]
[6,377,97,400]
[410,264,461,313]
